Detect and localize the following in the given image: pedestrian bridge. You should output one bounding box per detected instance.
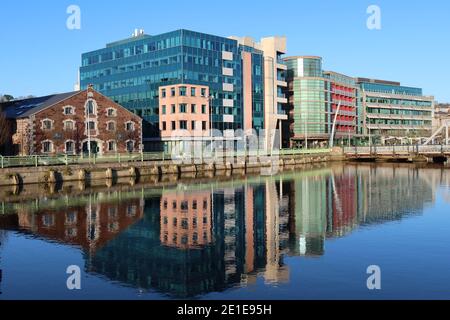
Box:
[344,145,450,162]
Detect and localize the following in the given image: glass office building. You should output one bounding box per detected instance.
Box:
[285,56,328,147]
[284,56,358,148]
[357,78,435,142]
[80,29,265,150]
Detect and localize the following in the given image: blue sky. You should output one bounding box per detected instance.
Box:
[0,0,449,101]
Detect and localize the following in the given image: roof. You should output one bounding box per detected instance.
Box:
[283,56,322,61]
[0,91,79,119]
[355,77,401,86]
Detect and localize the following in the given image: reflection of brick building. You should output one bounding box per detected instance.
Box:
[160,191,212,249]
[16,199,144,251]
[329,173,358,237]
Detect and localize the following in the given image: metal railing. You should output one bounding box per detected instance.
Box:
[344,145,450,155]
[0,148,332,169]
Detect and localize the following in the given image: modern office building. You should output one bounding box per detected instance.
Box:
[229,36,289,148]
[284,56,358,148]
[357,78,434,143]
[80,29,286,151]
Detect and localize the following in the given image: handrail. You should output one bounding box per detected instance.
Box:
[343,145,450,155]
[0,148,333,169]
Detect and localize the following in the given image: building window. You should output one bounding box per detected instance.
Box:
[201,105,206,114]
[107,121,116,131]
[191,121,196,130]
[42,119,53,130]
[63,120,75,131]
[125,121,135,131]
[191,104,196,113]
[179,104,187,113]
[65,140,75,154]
[85,99,97,116]
[201,88,206,97]
[107,140,117,152]
[171,104,176,114]
[162,121,166,131]
[42,214,55,227]
[42,140,53,153]
[107,108,117,117]
[180,121,187,130]
[63,106,74,115]
[66,212,77,225]
[170,87,176,97]
[179,86,187,96]
[191,87,196,96]
[126,205,137,217]
[171,121,176,130]
[126,140,134,152]
[181,218,188,229]
[86,121,96,130]
[162,105,166,115]
[161,89,166,98]
[202,121,207,131]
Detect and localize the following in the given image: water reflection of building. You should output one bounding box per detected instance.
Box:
[15,199,144,252]
[286,164,435,258]
[0,163,439,298]
[354,164,435,224]
[86,180,290,298]
[160,191,212,249]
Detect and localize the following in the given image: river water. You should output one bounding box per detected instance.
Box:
[1,162,450,300]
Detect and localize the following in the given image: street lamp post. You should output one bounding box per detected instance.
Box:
[208,94,214,153]
[86,89,92,160]
[304,113,308,149]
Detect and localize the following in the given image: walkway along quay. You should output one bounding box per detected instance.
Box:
[0,148,342,187]
[344,145,450,163]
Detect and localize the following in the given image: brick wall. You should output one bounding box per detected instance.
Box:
[27,88,142,155]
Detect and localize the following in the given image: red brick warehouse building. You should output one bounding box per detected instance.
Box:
[0,86,142,155]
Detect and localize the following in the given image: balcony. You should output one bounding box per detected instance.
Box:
[276,62,288,71]
[367,114,432,121]
[223,115,234,123]
[223,83,234,92]
[277,80,288,87]
[333,110,357,117]
[222,51,233,61]
[276,109,288,120]
[277,93,288,104]
[223,99,234,107]
[222,67,233,77]
[333,89,356,97]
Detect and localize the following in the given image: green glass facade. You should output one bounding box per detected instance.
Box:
[285,57,359,147]
[285,57,330,143]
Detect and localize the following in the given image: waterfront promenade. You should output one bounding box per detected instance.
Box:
[0,148,337,187]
